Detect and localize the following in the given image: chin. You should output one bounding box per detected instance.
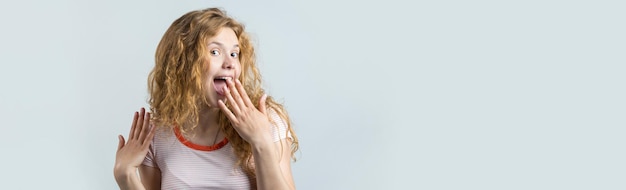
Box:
[206,95,226,109]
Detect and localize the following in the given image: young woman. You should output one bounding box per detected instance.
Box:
[113,8,299,190]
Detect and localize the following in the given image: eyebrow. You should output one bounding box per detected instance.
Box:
[208,42,239,48]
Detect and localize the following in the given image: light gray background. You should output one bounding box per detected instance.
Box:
[0,0,624,189]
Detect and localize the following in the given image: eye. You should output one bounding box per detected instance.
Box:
[210,49,220,56]
[230,52,239,58]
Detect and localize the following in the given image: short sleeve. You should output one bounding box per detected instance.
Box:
[268,109,292,142]
[141,137,158,168]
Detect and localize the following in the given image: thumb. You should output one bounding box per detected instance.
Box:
[117,135,125,151]
[259,94,268,115]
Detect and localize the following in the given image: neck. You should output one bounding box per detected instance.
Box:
[181,106,224,146]
[194,106,221,134]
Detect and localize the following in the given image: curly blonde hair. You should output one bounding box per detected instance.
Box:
[147,7,299,178]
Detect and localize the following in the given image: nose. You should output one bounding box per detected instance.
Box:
[222,55,234,69]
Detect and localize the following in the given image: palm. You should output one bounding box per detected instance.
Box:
[115,108,156,170]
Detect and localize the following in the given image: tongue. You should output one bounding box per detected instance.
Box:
[214,80,227,96]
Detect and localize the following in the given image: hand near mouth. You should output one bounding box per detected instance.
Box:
[217,79,272,146]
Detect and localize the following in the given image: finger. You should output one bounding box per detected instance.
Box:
[128,111,139,139]
[259,94,268,115]
[235,79,254,107]
[227,79,247,110]
[138,112,151,142]
[224,86,241,115]
[117,135,125,151]
[142,124,157,147]
[133,108,146,140]
[218,99,239,123]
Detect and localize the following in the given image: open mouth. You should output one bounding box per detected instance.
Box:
[213,76,232,96]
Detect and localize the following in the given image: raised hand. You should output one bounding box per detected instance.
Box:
[217,79,272,146]
[114,108,156,175]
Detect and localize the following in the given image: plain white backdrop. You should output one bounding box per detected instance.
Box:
[0,0,624,189]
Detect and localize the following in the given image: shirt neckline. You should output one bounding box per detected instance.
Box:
[174,127,228,151]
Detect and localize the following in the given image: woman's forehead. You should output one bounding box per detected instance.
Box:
[207,27,239,48]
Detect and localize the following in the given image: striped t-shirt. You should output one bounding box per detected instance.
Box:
[142,110,291,190]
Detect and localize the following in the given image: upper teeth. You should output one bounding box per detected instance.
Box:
[217,77,231,80]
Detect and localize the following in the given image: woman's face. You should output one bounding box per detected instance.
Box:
[204,27,241,108]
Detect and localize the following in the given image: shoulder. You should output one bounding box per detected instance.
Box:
[268,108,288,127]
[266,108,292,142]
